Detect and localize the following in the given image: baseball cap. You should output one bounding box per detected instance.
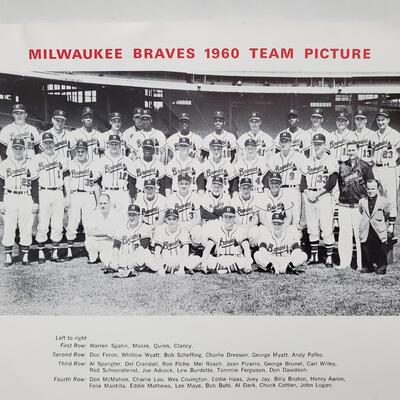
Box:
[109,112,122,120]
[377,108,390,118]
[178,137,190,147]
[271,212,285,224]
[213,111,225,120]
[108,134,121,143]
[12,104,26,112]
[222,206,236,216]
[313,133,326,143]
[210,139,224,148]
[133,107,143,117]
[141,109,152,119]
[354,109,367,119]
[165,208,179,219]
[144,178,157,188]
[279,131,292,142]
[336,111,349,121]
[128,204,141,214]
[12,138,25,148]
[269,172,282,183]
[240,177,253,187]
[212,176,224,186]
[311,108,324,118]
[142,139,155,148]
[288,109,299,118]
[76,140,88,150]
[42,132,55,143]
[179,112,190,121]
[53,109,67,120]
[82,107,94,117]
[178,173,191,182]
[249,112,261,121]
[244,138,257,147]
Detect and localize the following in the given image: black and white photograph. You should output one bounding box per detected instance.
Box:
[0,70,399,316]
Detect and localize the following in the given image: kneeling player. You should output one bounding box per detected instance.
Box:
[202,206,252,274]
[254,212,307,274]
[110,204,155,278]
[153,209,201,275]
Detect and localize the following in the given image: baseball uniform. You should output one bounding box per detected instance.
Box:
[41,128,71,159]
[0,122,40,159]
[275,128,311,157]
[92,154,135,211]
[165,155,204,193]
[202,157,236,194]
[125,128,166,161]
[30,152,69,244]
[65,157,97,242]
[153,224,201,273]
[135,192,167,227]
[200,190,231,222]
[327,129,358,164]
[355,126,375,163]
[237,130,274,159]
[167,191,201,226]
[166,131,203,159]
[121,125,141,156]
[69,127,101,161]
[254,225,307,273]
[234,156,269,193]
[202,130,237,161]
[99,130,126,156]
[131,157,166,195]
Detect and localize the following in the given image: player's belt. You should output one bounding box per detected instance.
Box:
[339,203,357,208]
[375,163,389,167]
[40,186,62,191]
[70,189,89,193]
[6,189,27,195]
[104,187,123,191]
[308,188,319,191]
[281,184,299,188]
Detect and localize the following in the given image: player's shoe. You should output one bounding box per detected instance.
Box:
[38,250,46,264]
[307,255,319,265]
[114,267,137,278]
[88,258,99,265]
[243,268,252,274]
[65,247,73,262]
[3,254,13,268]
[335,265,348,270]
[175,267,185,276]
[185,268,194,275]
[325,256,333,268]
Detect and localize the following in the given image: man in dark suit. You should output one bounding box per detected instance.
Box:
[358,179,392,274]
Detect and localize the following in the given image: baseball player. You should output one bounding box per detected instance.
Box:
[65,140,99,261]
[92,134,136,211]
[84,193,121,265]
[353,109,374,164]
[234,138,269,193]
[134,178,167,232]
[201,111,237,162]
[130,139,166,197]
[275,109,310,157]
[301,133,339,267]
[166,112,203,160]
[0,103,41,160]
[0,138,39,266]
[41,110,71,158]
[237,112,274,160]
[254,212,307,274]
[99,112,125,156]
[202,139,238,195]
[165,137,204,196]
[369,109,400,222]
[267,131,307,229]
[337,141,374,270]
[254,172,295,231]
[125,109,167,163]
[166,173,201,241]
[30,132,70,263]
[201,206,252,274]
[121,107,144,158]
[109,204,155,278]
[304,108,330,155]
[69,107,101,161]
[200,176,231,222]
[153,208,202,275]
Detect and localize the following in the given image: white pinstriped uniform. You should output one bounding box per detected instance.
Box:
[134,193,167,227]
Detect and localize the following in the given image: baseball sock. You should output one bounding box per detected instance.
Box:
[310,241,319,262]
[67,240,73,258]
[325,243,333,263]
[37,243,45,260]
[52,242,59,260]
[21,245,29,263]
[5,246,13,263]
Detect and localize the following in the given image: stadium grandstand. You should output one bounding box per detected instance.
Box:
[0,71,400,136]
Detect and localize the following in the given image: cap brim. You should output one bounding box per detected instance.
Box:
[12,144,25,148]
[53,116,67,120]
[312,114,323,118]
[269,179,282,183]
[82,113,94,117]
[336,117,348,121]
[272,220,284,224]
[313,140,325,144]
[249,117,261,121]
[179,117,190,121]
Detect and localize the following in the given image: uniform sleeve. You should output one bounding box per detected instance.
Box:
[28,156,39,180]
[157,131,167,150]
[180,229,191,246]
[153,226,164,247]
[157,162,166,179]
[236,227,248,244]
[32,126,41,145]
[201,135,210,152]
[229,133,237,151]
[0,126,8,146]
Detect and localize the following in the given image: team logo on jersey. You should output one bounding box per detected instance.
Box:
[105,163,126,173]
[6,167,26,177]
[219,238,238,248]
[38,161,62,172]
[330,138,347,149]
[205,167,227,178]
[71,169,91,178]
[277,163,297,173]
[266,202,285,212]
[121,233,141,247]
[307,165,328,174]
[55,140,68,150]
[142,207,159,219]
[375,140,390,151]
[162,240,182,251]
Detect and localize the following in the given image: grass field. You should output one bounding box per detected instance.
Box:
[0,237,399,316]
